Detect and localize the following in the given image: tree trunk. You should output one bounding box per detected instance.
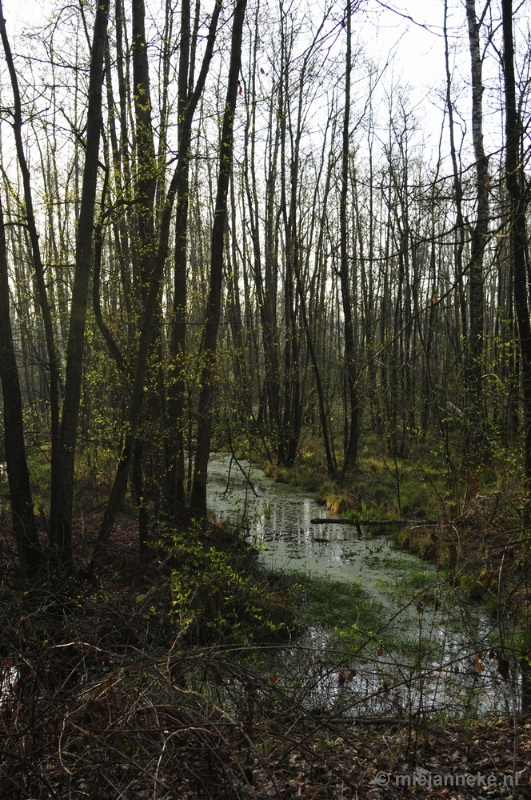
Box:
[167,0,193,512]
[502,0,531,509]
[294,258,335,476]
[55,0,110,569]
[443,0,467,350]
[340,0,359,471]
[132,0,156,295]
[190,0,248,515]
[465,0,488,454]
[0,192,43,574]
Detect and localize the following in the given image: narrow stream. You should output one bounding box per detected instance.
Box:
[207,453,523,718]
[0,455,523,719]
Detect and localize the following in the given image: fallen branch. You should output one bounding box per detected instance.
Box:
[310,517,440,527]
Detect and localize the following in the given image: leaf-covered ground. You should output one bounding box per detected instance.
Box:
[250,716,531,799]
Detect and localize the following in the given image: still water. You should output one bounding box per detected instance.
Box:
[206,453,523,717]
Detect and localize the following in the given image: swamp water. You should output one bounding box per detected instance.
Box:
[206,453,523,718]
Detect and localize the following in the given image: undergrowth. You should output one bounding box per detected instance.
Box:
[159,522,296,644]
[2,456,531,797]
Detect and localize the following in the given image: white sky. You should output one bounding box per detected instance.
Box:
[0,0,460,91]
[366,0,447,86]
[1,0,514,165]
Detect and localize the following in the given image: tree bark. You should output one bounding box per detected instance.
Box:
[502,0,531,507]
[190,0,248,515]
[55,0,110,568]
[0,191,43,574]
[340,0,359,472]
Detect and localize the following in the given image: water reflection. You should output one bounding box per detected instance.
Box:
[207,453,522,717]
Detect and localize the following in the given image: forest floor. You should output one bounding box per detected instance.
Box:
[2,449,531,798]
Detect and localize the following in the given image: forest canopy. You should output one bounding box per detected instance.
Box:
[0,0,530,573]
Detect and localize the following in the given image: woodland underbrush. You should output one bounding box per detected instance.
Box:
[1,461,531,797]
[0,507,300,798]
[1,516,530,799]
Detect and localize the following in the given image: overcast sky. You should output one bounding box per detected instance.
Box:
[1,0,512,165]
[0,0,458,90]
[366,0,446,85]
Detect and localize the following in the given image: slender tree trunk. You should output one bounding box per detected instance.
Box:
[465,0,488,453]
[167,0,193,512]
[227,179,251,414]
[190,0,247,515]
[0,1,61,553]
[294,260,335,476]
[278,44,302,468]
[443,0,467,349]
[133,439,149,557]
[55,0,110,568]
[293,116,335,476]
[132,0,156,295]
[502,0,531,508]
[340,0,359,471]
[92,177,127,374]
[0,192,43,574]
[261,90,282,451]
[131,0,163,551]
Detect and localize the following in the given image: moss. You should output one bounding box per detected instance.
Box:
[290,572,406,653]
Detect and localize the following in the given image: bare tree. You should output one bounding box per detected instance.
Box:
[340,0,360,471]
[502,0,531,509]
[0,0,62,554]
[93,0,223,555]
[55,0,111,568]
[190,0,248,514]
[0,190,43,573]
[465,0,489,454]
